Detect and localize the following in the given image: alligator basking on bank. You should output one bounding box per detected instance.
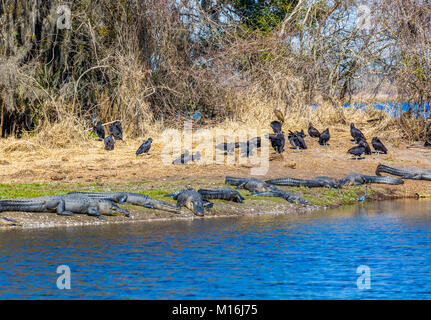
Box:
[250,191,310,205]
[376,163,431,181]
[198,187,245,203]
[67,192,179,213]
[0,194,130,217]
[265,176,340,189]
[338,174,404,186]
[225,176,282,193]
[164,189,213,216]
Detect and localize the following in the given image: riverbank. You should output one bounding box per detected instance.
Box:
[1,125,431,229]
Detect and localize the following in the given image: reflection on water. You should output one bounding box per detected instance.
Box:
[1,199,431,299]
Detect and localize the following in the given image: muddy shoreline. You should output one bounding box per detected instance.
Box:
[0,183,422,230]
[1,130,431,230]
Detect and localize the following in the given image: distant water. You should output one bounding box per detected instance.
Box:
[1,199,431,299]
[311,102,431,117]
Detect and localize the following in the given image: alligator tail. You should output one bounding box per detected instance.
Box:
[198,189,227,200]
[265,177,320,187]
[365,175,404,185]
[0,201,48,212]
[225,176,247,186]
[150,199,180,213]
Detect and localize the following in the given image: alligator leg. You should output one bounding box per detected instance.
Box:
[55,199,75,216]
[203,201,214,210]
[87,207,102,217]
[236,181,247,190]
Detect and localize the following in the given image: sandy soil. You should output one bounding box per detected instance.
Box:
[1,124,431,229]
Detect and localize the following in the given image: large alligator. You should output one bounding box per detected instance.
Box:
[250,191,310,205]
[376,163,431,181]
[0,194,130,217]
[265,176,340,189]
[338,174,404,186]
[164,189,213,216]
[198,187,245,203]
[225,176,282,193]
[67,192,179,213]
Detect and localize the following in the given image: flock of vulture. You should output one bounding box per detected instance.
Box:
[92,116,388,162]
[256,119,387,160]
[92,119,153,156]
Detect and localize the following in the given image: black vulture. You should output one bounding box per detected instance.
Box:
[319,128,330,146]
[136,138,153,156]
[288,130,307,149]
[308,122,320,138]
[267,132,285,153]
[371,137,387,154]
[104,135,115,151]
[109,121,123,140]
[270,121,282,134]
[350,123,366,143]
[92,121,105,139]
[216,142,236,153]
[347,140,371,159]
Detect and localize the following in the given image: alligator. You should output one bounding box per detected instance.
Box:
[250,191,310,205]
[198,187,245,203]
[376,163,431,181]
[164,189,213,216]
[338,174,404,186]
[67,192,179,213]
[265,176,341,189]
[0,194,130,217]
[225,176,282,193]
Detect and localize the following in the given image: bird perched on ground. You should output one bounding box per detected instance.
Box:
[296,129,306,138]
[92,121,105,139]
[347,139,371,159]
[350,123,366,143]
[136,138,153,156]
[371,137,387,154]
[308,123,320,138]
[104,135,115,151]
[109,121,123,140]
[288,130,307,149]
[270,121,282,134]
[216,142,236,154]
[273,106,285,123]
[319,128,330,146]
[172,150,201,164]
[236,137,262,157]
[267,132,285,153]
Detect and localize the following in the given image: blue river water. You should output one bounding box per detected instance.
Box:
[311,101,431,118]
[1,199,431,299]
